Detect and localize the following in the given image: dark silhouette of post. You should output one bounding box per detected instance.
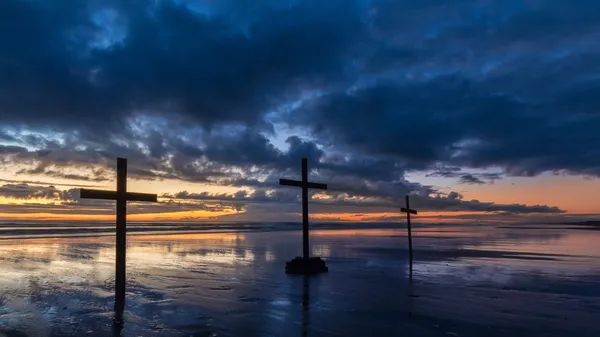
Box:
[280,158,328,274]
[301,276,310,337]
[80,158,157,325]
[401,195,417,276]
[301,158,309,259]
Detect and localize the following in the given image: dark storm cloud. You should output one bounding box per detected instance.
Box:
[161,187,563,215]
[0,0,363,136]
[0,184,69,200]
[0,145,28,155]
[284,0,600,178]
[1,0,595,217]
[30,169,109,182]
[0,178,102,188]
[459,174,485,185]
[425,167,502,185]
[409,192,563,214]
[0,183,241,215]
[0,132,15,142]
[3,0,600,170]
[157,151,564,215]
[0,179,563,217]
[3,125,401,189]
[201,130,280,168]
[162,189,299,205]
[292,74,600,177]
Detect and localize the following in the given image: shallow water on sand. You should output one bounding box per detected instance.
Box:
[0,224,599,336]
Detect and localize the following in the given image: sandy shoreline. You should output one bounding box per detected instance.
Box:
[0,224,599,336]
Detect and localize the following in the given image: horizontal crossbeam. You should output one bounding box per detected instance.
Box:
[401,207,417,215]
[80,189,158,202]
[279,179,327,190]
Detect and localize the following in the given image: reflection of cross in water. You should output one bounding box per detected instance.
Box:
[407,276,416,318]
[400,195,417,277]
[301,276,310,337]
[80,158,157,325]
[280,158,327,260]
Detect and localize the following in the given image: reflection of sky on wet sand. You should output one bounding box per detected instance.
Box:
[0,224,599,336]
[410,226,600,286]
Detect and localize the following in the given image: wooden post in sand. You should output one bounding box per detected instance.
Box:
[401,195,417,276]
[279,158,328,274]
[80,158,157,325]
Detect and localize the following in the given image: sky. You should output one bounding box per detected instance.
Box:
[1,0,600,223]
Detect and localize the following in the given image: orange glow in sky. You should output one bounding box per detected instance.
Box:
[460,174,600,214]
[1,166,600,222]
[0,209,238,222]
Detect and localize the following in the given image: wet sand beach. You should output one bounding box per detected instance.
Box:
[0,223,599,336]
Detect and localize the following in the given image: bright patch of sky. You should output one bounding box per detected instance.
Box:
[173,0,213,13]
[265,123,313,152]
[264,91,325,152]
[127,114,176,136]
[89,8,127,50]
[450,138,485,159]
[0,129,65,151]
[406,165,505,194]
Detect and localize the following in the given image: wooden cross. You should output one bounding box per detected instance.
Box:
[80,158,157,325]
[401,195,417,275]
[279,158,327,260]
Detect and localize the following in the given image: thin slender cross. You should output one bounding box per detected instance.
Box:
[80,158,157,325]
[401,195,417,275]
[279,158,327,260]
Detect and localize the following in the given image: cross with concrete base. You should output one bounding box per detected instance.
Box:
[80,158,157,325]
[279,158,328,274]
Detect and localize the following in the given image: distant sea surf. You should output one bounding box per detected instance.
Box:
[0,221,411,240]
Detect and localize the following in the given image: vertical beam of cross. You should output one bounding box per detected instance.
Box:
[301,158,309,259]
[80,158,157,325]
[401,195,417,276]
[115,158,127,322]
[279,158,327,260]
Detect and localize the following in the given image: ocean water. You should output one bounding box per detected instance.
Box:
[0,222,599,336]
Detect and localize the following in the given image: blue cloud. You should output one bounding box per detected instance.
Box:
[4,0,598,215]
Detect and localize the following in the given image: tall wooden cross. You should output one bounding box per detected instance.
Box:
[279,158,327,260]
[401,195,417,275]
[80,158,157,325]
